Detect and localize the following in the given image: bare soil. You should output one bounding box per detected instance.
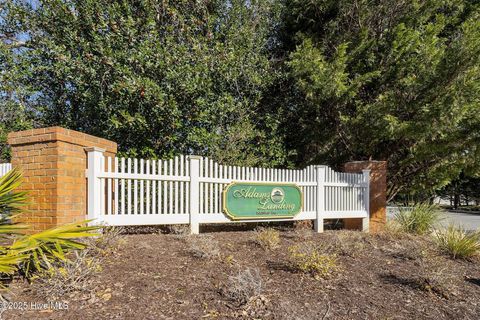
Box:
[5,228,480,319]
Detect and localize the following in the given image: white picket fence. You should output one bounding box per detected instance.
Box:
[0,163,12,177]
[86,148,370,234]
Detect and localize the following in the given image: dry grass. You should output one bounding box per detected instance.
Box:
[30,250,102,299]
[30,227,124,299]
[166,224,190,236]
[293,228,315,241]
[288,242,339,279]
[434,225,480,259]
[381,220,407,237]
[385,256,458,299]
[394,203,443,235]
[185,235,220,259]
[223,268,263,306]
[83,226,125,256]
[253,228,280,250]
[327,231,367,257]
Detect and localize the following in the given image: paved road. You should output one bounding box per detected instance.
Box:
[439,210,480,231]
[387,207,480,231]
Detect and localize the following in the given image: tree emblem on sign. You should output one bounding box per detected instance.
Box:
[270,188,285,203]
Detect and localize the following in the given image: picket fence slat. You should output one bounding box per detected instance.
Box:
[107,157,112,215]
[0,163,12,177]
[0,163,11,177]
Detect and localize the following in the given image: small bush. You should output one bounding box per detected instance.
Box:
[383,220,404,236]
[84,226,124,256]
[394,203,442,235]
[288,243,339,279]
[224,268,263,305]
[167,224,190,236]
[330,231,366,257]
[434,225,480,259]
[253,228,280,250]
[186,235,220,259]
[30,226,124,299]
[292,228,314,241]
[30,250,102,299]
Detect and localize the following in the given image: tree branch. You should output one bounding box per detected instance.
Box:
[0,34,29,49]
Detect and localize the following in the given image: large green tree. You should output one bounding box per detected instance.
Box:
[0,0,287,166]
[0,19,34,162]
[437,173,480,208]
[282,0,480,199]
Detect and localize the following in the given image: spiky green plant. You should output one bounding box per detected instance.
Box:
[394,203,443,235]
[434,225,480,259]
[0,169,98,283]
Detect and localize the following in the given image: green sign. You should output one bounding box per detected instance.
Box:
[223,182,302,220]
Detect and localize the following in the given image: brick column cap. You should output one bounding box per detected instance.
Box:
[8,126,117,154]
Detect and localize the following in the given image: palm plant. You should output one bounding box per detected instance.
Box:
[0,169,98,282]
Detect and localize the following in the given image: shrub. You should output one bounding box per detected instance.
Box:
[84,226,124,256]
[186,235,220,259]
[30,226,124,299]
[394,203,442,235]
[377,220,416,242]
[167,224,190,236]
[292,228,315,242]
[253,228,280,250]
[288,243,339,279]
[30,249,102,299]
[434,225,480,259]
[224,268,263,305]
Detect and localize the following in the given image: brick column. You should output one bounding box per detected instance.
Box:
[343,161,387,233]
[8,127,117,232]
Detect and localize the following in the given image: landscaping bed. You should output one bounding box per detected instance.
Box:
[5,228,480,319]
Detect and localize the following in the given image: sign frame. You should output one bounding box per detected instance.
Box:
[222,181,303,220]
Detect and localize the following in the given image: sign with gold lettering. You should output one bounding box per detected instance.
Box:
[223,182,302,220]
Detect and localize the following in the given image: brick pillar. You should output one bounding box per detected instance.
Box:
[343,161,387,233]
[8,127,117,232]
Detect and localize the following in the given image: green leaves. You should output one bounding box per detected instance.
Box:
[284,0,480,198]
[1,0,287,167]
[0,169,28,216]
[289,39,350,100]
[10,221,99,276]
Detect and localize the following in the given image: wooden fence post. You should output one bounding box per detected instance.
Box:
[189,155,201,234]
[86,147,104,224]
[314,165,326,233]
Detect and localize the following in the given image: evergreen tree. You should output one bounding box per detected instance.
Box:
[282,0,480,199]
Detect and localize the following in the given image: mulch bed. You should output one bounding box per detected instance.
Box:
[5,228,480,319]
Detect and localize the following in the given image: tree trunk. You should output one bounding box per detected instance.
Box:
[454,194,460,210]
